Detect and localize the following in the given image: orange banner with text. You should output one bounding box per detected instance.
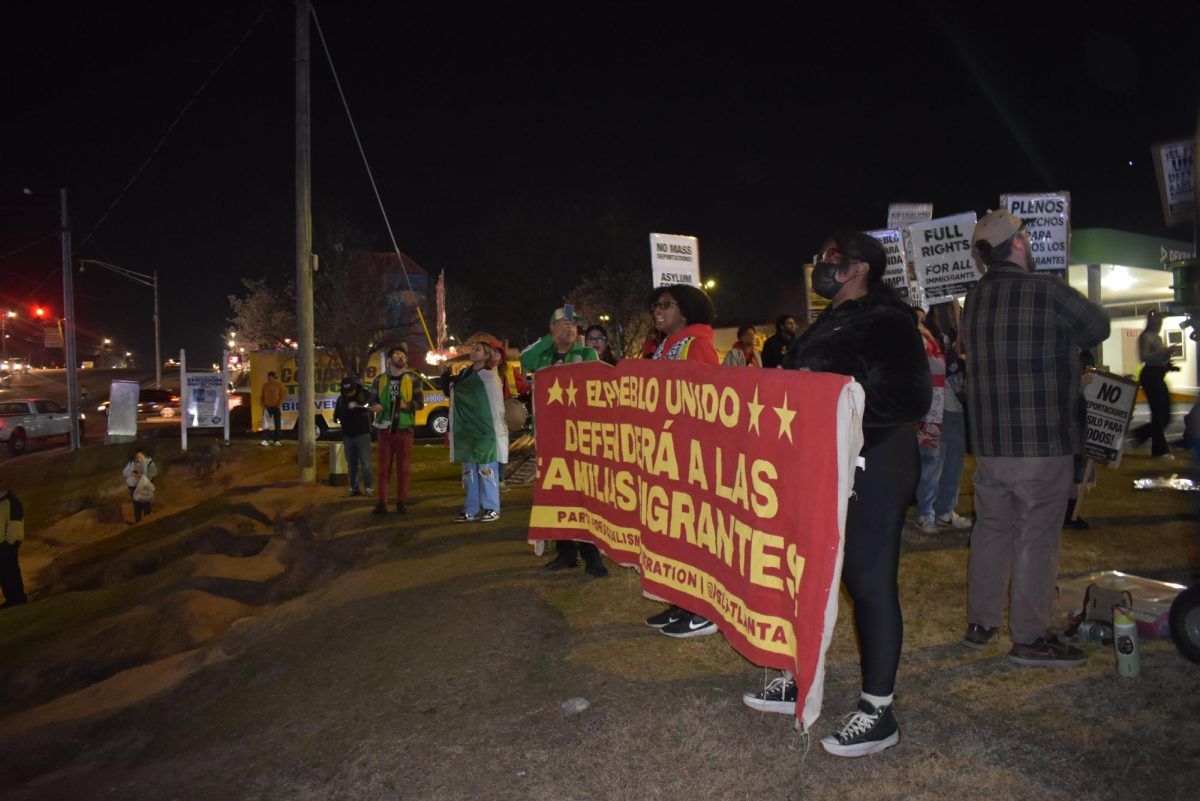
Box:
[528,358,863,726]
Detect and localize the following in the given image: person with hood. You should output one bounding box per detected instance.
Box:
[446,333,508,522]
[742,232,930,759]
[369,344,424,515]
[520,307,607,577]
[642,283,721,637]
[761,315,799,368]
[122,448,158,524]
[0,485,26,608]
[333,376,374,497]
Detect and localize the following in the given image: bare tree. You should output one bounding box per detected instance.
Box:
[227,278,296,350]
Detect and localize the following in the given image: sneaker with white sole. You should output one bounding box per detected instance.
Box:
[479,509,500,522]
[820,699,900,757]
[936,511,973,529]
[260,439,269,447]
[455,511,478,523]
[645,605,686,629]
[662,612,718,638]
[742,675,797,714]
[915,516,939,534]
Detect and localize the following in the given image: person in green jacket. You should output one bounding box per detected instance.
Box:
[519,306,606,577]
[368,344,424,515]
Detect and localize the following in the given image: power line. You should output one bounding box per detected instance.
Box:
[74,0,278,252]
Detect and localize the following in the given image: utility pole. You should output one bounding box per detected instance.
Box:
[61,190,81,450]
[295,0,315,482]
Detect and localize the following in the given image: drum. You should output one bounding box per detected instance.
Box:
[504,397,529,433]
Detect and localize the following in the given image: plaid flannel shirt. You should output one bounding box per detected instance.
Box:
[964,264,1110,457]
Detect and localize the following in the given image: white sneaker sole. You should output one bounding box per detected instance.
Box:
[662,623,719,638]
[820,730,899,757]
[742,694,796,715]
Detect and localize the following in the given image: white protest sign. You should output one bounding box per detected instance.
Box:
[185,372,228,428]
[649,233,700,287]
[907,212,980,304]
[1001,191,1071,272]
[1081,370,1137,468]
[866,229,911,300]
[887,202,933,231]
[1152,139,1195,228]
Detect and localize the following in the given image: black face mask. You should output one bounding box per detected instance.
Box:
[811,262,846,300]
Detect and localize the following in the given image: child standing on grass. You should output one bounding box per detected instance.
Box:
[122,449,158,524]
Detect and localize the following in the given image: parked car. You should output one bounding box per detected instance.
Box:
[97,388,181,418]
[0,398,84,454]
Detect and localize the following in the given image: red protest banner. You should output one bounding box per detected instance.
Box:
[528,358,863,727]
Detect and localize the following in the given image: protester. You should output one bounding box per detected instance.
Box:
[446,334,508,522]
[583,324,619,365]
[760,315,798,368]
[961,209,1109,666]
[927,300,971,529]
[0,485,26,608]
[912,308,947,534]
[1131,309,1176,458]
[369,344,424,515]
[722,325,761,367]
[122,448,158,524]
[489,341,530,400]
[333,377,374,497]
[642,284,720,636]
[260,371,285,446]
[742,232,930,758]
[520,307,606,576]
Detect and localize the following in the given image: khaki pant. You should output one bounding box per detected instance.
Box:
[967,455,1073,645]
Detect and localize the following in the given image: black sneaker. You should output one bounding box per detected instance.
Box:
[961,623,1000,650]
[1007,635,1088,667]
[645,605,686,628]
[543,554,579,571]
[371,502,388,515]
[820,699,900,757]
[479,509,500,522]
[584,558,608,577]
[396,501,406,514]
[455,511,478,523]
[662,612,718,638]
[742,675,797,714]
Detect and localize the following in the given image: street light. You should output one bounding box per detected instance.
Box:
[1,311,15,363]
[78,259,161,388]
[704,279,716,290]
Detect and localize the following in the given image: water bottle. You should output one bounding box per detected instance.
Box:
[1076,620,1112,645]
[1112,605,1140,677]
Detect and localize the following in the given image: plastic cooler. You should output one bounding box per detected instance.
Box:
[1057,570,1187,639]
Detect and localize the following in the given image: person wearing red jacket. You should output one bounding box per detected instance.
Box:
[642,283,720,639]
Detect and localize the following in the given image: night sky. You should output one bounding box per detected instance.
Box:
[2,2,1197,364]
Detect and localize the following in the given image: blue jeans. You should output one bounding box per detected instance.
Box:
[463,461,500,514]
[915,445,940,519]
[343,433,373,492]
[935,410,966,517]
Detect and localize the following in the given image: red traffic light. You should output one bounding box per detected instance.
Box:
[33,306,46,318]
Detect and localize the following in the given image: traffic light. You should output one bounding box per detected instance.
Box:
[33,305,46,319]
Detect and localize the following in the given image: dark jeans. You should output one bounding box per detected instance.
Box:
[0,540,26,606]
[1134,365,1171,456]
[842,426,917,697]
[343,432,373,492]
[128,485,152,523]
[265,406,282,443]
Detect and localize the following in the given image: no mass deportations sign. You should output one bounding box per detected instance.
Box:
[528,358,865,728]
[649,233,700,288]
[1001,191,1071,272]
[907,212,980,305]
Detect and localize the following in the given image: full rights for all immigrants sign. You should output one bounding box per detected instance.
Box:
[907,212,980,304]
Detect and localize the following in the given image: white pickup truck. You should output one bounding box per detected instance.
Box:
[0,398,83,454]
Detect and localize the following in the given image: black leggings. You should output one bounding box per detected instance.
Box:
[841,426,917,697]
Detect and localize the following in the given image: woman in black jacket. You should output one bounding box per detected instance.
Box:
[743,231,930,758]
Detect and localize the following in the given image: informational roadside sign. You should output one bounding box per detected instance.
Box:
[886,202,933,231]
[907,212,980,305]
[649,233,700,288]
[1001,191,1071,271]
[185,372,228,427]
[866,228,911,300]
[1151,138,1195,228]
[1081,370,1138,468]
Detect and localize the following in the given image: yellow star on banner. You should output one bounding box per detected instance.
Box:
[546,379,564,405]
[566,380,579,406]
[774,392,796,443]
[747,387,764,435]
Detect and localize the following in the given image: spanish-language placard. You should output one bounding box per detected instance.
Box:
[1001,191,1071,271]
[1082,370,1138,467]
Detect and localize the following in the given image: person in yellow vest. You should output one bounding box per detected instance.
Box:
[260,371,286,446]
[369,344,424,514]
[0,485,27,608]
